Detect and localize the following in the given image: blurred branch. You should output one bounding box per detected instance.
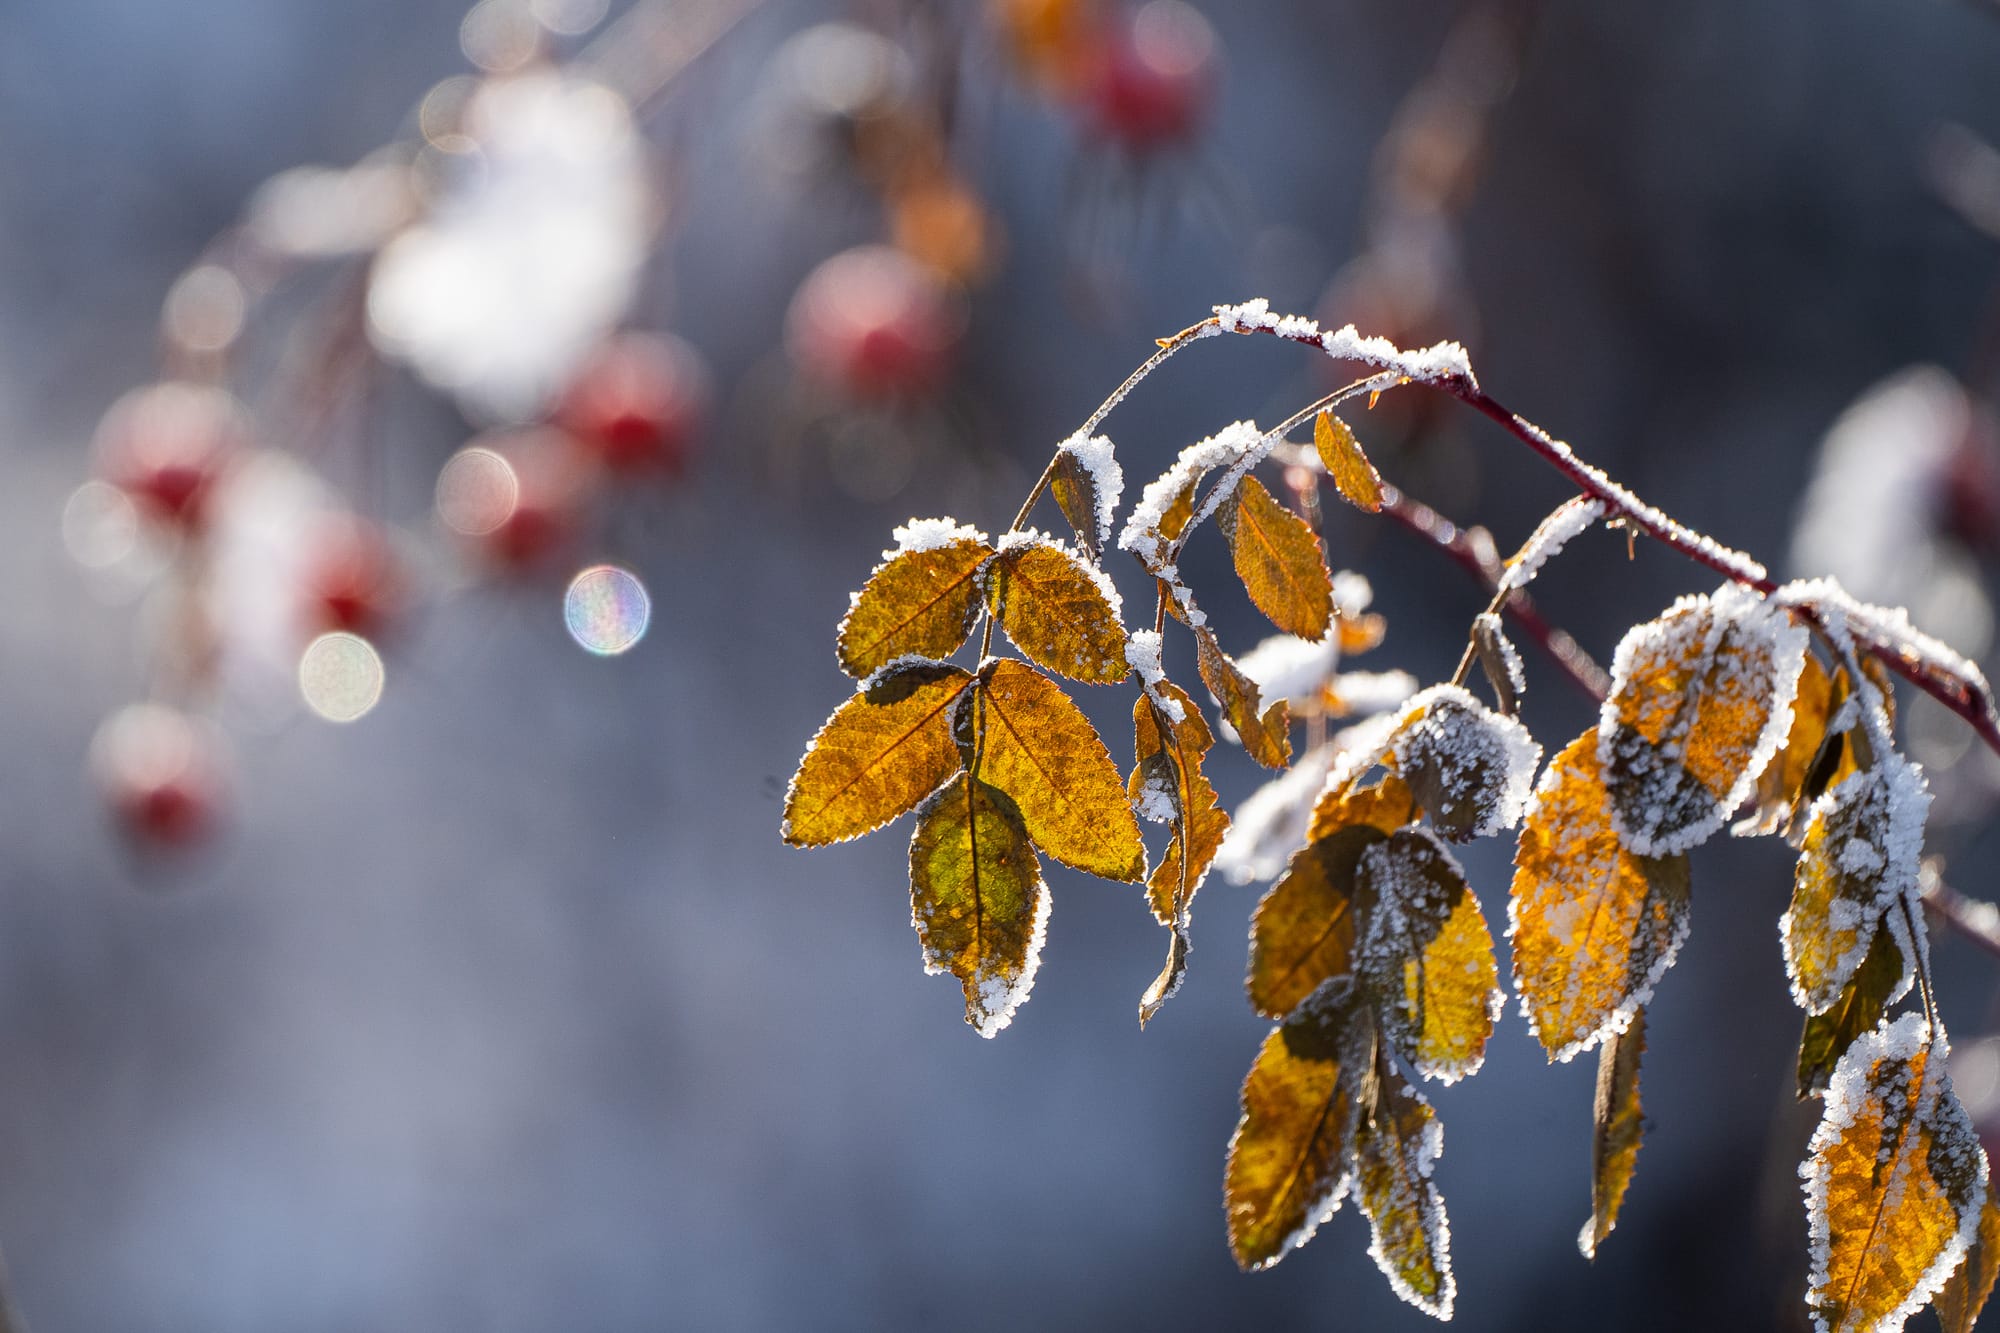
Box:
[1922,862,2000,963]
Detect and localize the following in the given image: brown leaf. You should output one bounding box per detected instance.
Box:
[1390,685,1541,842]
[1352,1048,1457,1319]
[1581,1008,1647,1259]
[1783,761,1928,1015]
[1220,474,1335,640]
[1598,585,1809,855]
[1803,1015,1988,1333]
[1935,1194,2000,1333]
[783,662,973,846]
[1307,772,1418,842]
[1050,443,1112,556]
[1196,626,1292,769]
[958,659,1147,882]
[1139,924,1190,1029]
[1797,926,1907,1100]
[1248,825,1387,1020]
[1471,613,1525,717]
[1157,471,1200,545]
[1129,681,1228,1026]
[1356,828,1502,1084]
[1315,410,1384,513]
[986,535,1129,684]
[1508,728,1693,1062]
[1224,982,1366,1270]
[909,773,1048,1037]
[835,532,993,678]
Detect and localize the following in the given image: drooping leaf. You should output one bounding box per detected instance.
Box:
[835,529,993,678]
[1050,435,1121,556]
[1307,771,1418,842]
[1471,612,1526,717]
[1598,584,1809,855]
[1736,653,1836,839]
[1509,728,1693,1062]
[1157,472,1201,545]
[1225,982,1365,1270]
[1802,1015,1988,1333]
[1196,625,1292,769]
[783,662,973,846]
[909,773,1048,1037]
[1580,1007,1647,1259]
[1782,760,1930,1015]
[1935,1194,2000,1333]
[1129,682,1229,1026]
[1391,685,1541,842]
[1797,926,1908,1100]
[1248,826,1387,1020]
[1220,474,1335,641]
[957,658,1147,882]
[1315,410,1383,513]
[985,533,1129,684]
[1352,1048,1457,1319]
[1356,828,1502,1084]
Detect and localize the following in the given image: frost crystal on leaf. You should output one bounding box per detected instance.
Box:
[1055,433,1124,554]
[891,516,989,556]
[1391,684,1541,841]
[1499,497,1603,594]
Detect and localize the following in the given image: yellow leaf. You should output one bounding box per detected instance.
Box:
[1803,1015,1988,1333]
[1737,653,1836,838]
[959,658,1147,882]
[1935,1195,2000,1333]
[1157,471,1200,545]
[1224,983,1365,1270]
[1580,1008,1646,1259]
[835,533,993,678]
[1248,825,1386,1020]
[1797,926,1907,1100]
[1356,828,1502,1083]
[1315,410,1384,512]
[909,774,1048,1037]
[1221,474,1335,641]
[1307,772,1417,842]
[1352,1050,1456,1319]
[1783,762,1928,1015]
[1129,681,1228,1026]
[986,534,1129,684]
[783,663,973,846]
[1508,728,1692,1061]
[1599,585,1809,854]
[1196,626,1292,769]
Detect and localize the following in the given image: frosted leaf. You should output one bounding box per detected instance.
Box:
[1499,497,1603,594]
[1470,613,1526,715]
[1599,584,1809,855]
[1332,571,1375,618]
[1390,685,1542,841]
[1238,632,1339,710]
[1778,578,1993,729]
[1117,422,1266,567]
[891,516,989,555]
[1215,742,1338,886]
[1053,433,1124,555]
[1332,670,1421,718]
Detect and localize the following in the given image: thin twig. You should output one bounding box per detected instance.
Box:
[1922,868,2000,964]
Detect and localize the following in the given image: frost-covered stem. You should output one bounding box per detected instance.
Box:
[1377,487,1612,702]
[1921,873,2000,964]
[1896,894,1942,1033]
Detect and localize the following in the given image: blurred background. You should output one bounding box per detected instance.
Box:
[5,0,2000,1328]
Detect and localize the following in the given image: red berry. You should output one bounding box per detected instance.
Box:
[438,429,596,574]
[786,245,964,402]
[555,331,711,476]
[1082,2,1216,152]
[301,515,408,639]
[93,382,248,530]
[91,704,227,850]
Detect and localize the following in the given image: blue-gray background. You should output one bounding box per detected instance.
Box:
[3,1,2000,1329]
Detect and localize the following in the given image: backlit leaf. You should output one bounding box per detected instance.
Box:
[1737,653,1836,839]
[1782,759,1930,1015]
[1307,772,1418,842]
[1220,474,1335,641]
[909,773,1048,1037]
[1390,685,1541,842]
[1471,613,1526,717]
[1352,1049,1457,1319]
[835,530,993,678]
[783,662,973,846]
[1509,728,1693,1062]
[1935,1195,2000,1333]
[1803,1015,1988,1333]
[1356,828,1502,1083]
[1129,682,1229,1025]
[1797,926,1908,1100]
[958,658,1146,882]
[1225,982,1366,1270]
[1599,584,1809,855]
[1316,410,1384,513]
[1196,626,1292,769]
[1248,825,1386,1021]
[986,533,1129,684]
[1050,436,1121,556]
[1580,1008,1646,1259]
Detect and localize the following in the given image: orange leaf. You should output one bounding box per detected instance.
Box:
[1247,825,1386,1021]
[835,526,992,678]
[1315,410,1384,513]
[783,662,973,846]
[1803,1015,1988,1333]
[1307,772,1417,842]
[1935,1194,2000,1333]
[986,534,1129,684]
[1224,982,1366,1270]
[1736,653,1836,839]
[909,773,1048,1037]
[1508,728,1692,1062]
[1129,681,1229,1025]
[1797,925,1907,1100]
[1580,1008,1646,1259]
[1221,474,1335,640]
[958,658,1146,882]
[1352,1048,1456,1319]
[1196,626,1292,769]
[1599,585,1808,854]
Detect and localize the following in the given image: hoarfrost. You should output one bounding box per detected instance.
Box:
[1499,497,1603,594]
[1056,433,1124,554]
[1238,632,1338,709]
[1392,685,1541,840]
[891,516,988,556]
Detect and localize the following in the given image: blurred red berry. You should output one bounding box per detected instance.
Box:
[93,381,249,530]
[91,704,227,850]
[301,515,408,639]
[1082,2,1216,152]
[786,245,965,402]
[555,331,711,476]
